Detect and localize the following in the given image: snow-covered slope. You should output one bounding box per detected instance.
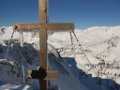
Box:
[0,26,120,90]
[48,26,120,83]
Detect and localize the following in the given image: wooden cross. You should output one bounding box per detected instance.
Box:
[13,0,74,90]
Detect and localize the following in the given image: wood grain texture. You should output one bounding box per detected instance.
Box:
[13,23,74,31]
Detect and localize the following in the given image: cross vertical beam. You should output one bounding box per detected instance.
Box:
[39,0,47,23]
[39,0,48,90]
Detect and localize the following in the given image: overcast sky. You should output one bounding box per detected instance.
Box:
[0,0,120,29]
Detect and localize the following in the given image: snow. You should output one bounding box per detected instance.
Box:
[0,25,120,90]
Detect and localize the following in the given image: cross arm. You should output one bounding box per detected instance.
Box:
[28,70,59,80]
[13,23,74,31]
[13,23,39,31]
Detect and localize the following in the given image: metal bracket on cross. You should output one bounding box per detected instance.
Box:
[28,69,59,80]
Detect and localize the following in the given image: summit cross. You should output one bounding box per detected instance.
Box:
[13,0,74,90]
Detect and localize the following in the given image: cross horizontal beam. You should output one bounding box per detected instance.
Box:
[28,70,59,80]
[44,71,59,80]
[13,23,74,31]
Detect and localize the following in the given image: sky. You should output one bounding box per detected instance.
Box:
[0,0,120,29]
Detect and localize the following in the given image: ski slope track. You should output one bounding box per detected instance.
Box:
[0,26,120,90]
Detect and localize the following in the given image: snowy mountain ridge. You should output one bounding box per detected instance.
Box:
[0,25,120,90]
